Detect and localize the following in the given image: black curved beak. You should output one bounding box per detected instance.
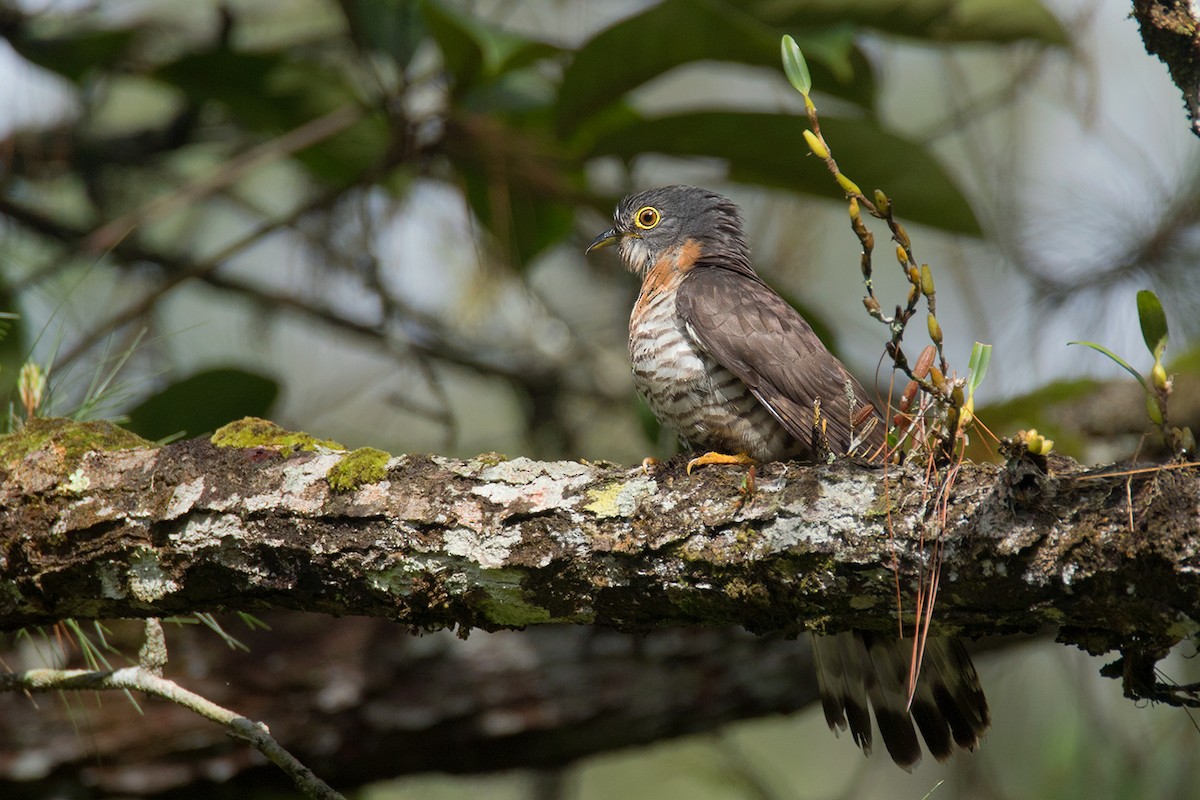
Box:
[586,228,621,254]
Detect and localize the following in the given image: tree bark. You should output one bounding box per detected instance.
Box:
[3,418,1196,647]
[1,417,1198,795]
[1132,0,1200,138]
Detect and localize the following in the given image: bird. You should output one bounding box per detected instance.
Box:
[587,184,990,768]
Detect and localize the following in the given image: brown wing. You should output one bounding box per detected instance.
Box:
[676,266,885,460]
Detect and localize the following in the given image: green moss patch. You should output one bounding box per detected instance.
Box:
[211,417,343,455]
[473,451,509,467]
[478,572,552,626]
[327,446,391,492]
[0,417,150,471]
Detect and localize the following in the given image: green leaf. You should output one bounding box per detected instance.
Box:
[585,111,981,235]
[1136,289,1168,361]
[420,0,559,93]
[966,342,991,397]
[8,28,139,83]
[781,35,812,95]
[556,0,868,136]
[342,0,426,69]
[156,51,279,128]
[420,0,484,89]
[744,0,1068,45]
[155,51,389,184]
[1066,341,1149,393]
[125,368,279,441]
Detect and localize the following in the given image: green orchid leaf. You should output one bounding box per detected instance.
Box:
[967,342,992,397]
[1067,341,1149,393]
[781,35,812,96]
[1136,289,1168,361]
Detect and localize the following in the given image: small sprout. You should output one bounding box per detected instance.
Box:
[1178,427,1196,454]
[836,173,862,197]
[739,464,758,496]
[781,35,812,96]
[951,384,965,408]
[929,366,946,391]
[1070,292,1177,452]
[893,224,911,250]
[19,360,47,419]
[966,343,992,399]
[1019,429,1054,456]
[895,245,908,266]
[927,313,943,345]
[1152,361,1169,391]
[1136,289,1168,361]
[848,196,860,220]
[920,265,935,298]
[1146,393,1164,425]
[959,396,975,429]
[906,266,920,285]
[803,129,829,159]
[873,189,890,216]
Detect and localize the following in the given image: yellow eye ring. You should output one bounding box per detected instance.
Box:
[634,205,661,230]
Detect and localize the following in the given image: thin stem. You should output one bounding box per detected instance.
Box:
[0,666,345,800]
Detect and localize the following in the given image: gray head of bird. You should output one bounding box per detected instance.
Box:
[586,185,752,277]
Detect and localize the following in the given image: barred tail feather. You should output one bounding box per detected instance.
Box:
[812,632,989,769]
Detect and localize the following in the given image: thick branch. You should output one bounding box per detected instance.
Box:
[1,419,1197,660]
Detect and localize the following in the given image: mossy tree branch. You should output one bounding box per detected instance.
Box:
[2,418,1197,669]
[3,416,1199,794]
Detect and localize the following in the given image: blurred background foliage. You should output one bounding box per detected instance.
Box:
[1,0,1199,798]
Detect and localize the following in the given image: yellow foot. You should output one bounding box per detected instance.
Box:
[686,451,755,475]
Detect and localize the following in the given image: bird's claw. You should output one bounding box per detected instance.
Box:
[685,451,755,475]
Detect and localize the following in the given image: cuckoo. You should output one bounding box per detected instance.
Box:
[587,184,990,768]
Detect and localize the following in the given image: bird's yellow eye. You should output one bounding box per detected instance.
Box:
[634,205,661,230]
